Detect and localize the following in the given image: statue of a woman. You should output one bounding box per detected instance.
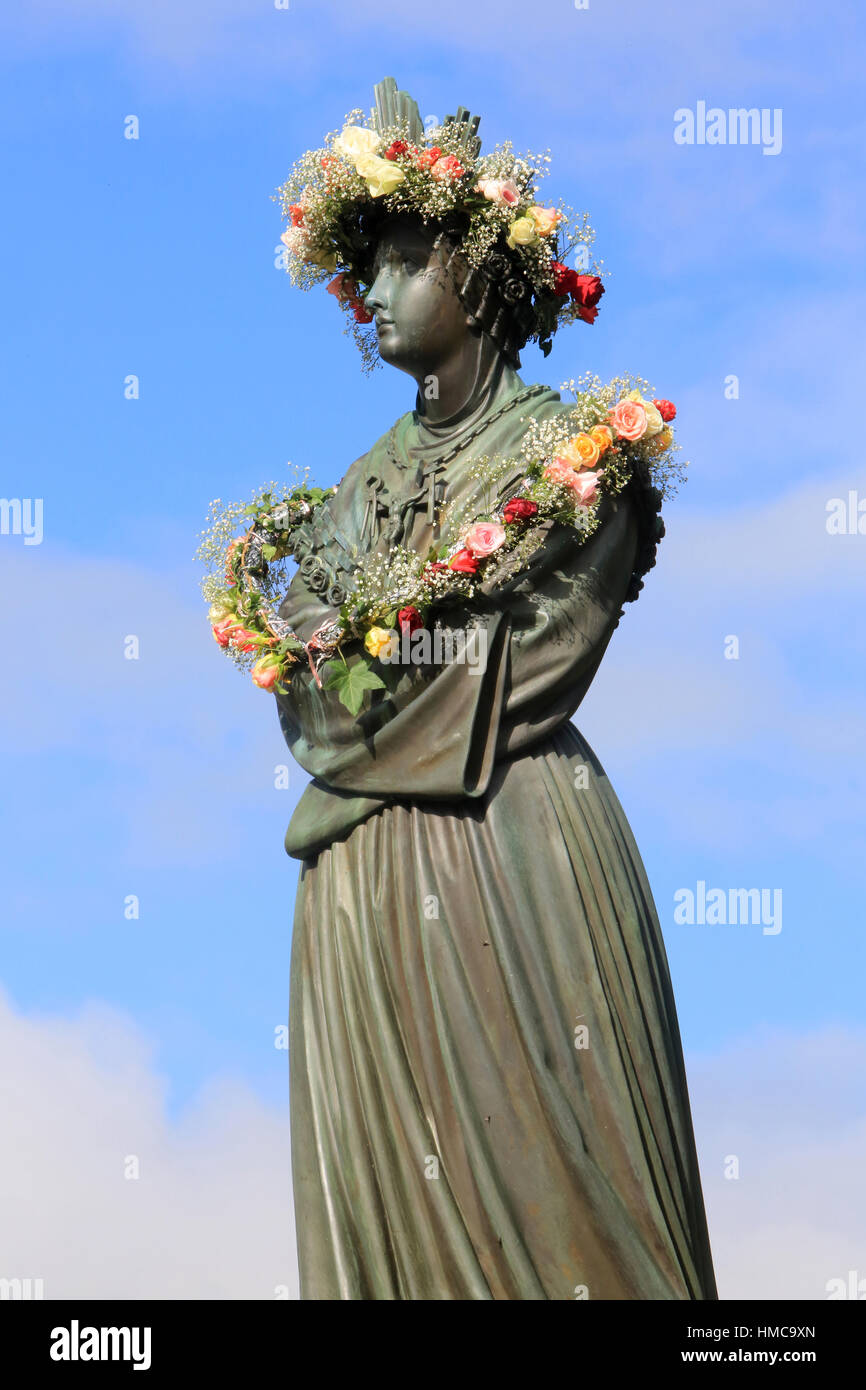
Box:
[213,79,717,1300]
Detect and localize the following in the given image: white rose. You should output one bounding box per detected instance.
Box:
[333,126,381,161]
[354,153,406,198]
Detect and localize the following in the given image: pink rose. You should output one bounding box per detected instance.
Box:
[251,656,280,690]
[475,177,521,206]
[543,458,580,490]
[609,399,648,441]
[431,155,465,181]
[542,461,601,508]
[464,521,506,557]
[571,470,601,508]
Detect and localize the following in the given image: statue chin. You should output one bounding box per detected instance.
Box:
[374,324,428,378]
[374,322,401,362]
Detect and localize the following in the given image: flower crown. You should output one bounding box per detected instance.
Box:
[276,77,604,370]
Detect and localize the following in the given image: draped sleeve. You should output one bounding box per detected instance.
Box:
[276,480,639,859]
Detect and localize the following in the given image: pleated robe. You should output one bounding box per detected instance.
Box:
[275,370,718,1301]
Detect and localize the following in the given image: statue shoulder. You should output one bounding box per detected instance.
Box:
[330,410,414,495]
[522,383,571,423]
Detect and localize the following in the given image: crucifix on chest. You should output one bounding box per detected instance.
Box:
[366,456,448,549]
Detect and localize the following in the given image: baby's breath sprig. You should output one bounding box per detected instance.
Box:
[201,383,683,711]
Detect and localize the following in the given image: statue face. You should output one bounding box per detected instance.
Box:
[364,218,471,377]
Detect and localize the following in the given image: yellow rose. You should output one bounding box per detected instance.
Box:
[589,424,614,455]
[506,216,538,249]
[364,626,396,659]
[528,205,560,237]
[354,153,406,198]
[649,426,673,454]
[333,126,381,161]
[624,389,664,437]
[558,432,600,469]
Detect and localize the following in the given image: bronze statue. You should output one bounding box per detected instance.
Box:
[241,79,717,1299]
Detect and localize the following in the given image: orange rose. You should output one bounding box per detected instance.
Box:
[558,432,600,469]
[589,424,613,455]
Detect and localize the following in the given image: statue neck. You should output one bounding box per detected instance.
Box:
[412,341,520,430]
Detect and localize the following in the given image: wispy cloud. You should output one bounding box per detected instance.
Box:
[580,462,866,858]
[0,548,300,869]
[0,984,297,1298]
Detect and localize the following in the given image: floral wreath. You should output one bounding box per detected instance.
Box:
[276,79,604,371]
[199,380,684,715]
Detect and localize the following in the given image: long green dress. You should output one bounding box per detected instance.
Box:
[276,362,718,1300]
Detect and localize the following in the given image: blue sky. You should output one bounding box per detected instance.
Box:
[1,0,864,1298]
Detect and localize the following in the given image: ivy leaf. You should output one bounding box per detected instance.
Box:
[277,636,305,656]
[323,659,386,717]
[261,543,277,560]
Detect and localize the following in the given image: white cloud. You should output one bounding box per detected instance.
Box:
[0,983,861,1301]
[0,984,298,1299]
[688,1026,866,1300]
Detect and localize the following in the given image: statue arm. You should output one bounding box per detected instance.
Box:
[275,492,638,801]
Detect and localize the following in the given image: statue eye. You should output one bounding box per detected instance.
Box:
[401,255,422,274]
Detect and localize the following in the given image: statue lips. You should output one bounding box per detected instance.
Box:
[375,313,395,337]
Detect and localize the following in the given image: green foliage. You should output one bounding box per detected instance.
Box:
[323,656,386,717]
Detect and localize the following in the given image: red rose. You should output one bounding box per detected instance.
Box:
[421,561,449,584]
[288,204,305,228]
[353,303,373,323]
[384,139,409,161]
[571,274,605,323]
[552,261,577,297]
[653,398,676,422]
[551,266,605,321]
[447,548,479,575]
[327,272,356,302]
[503,497,539,525]
[397,605,424,633]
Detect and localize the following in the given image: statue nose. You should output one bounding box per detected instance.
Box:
[364,266,393,315]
